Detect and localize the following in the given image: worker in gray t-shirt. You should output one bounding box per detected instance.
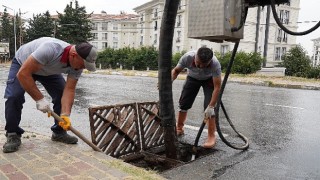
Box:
[3,37,97,153]
[172,47,222,148]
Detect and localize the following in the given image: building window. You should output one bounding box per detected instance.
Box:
[92,23,98,30]
[277,28,282,42]
[140,24,143,34]
[93,33,98,40]
[275,47,281,60]
[113,24,118,30]
[140,36,143,46]
[154,34,158,44]
[277,28,288,43]
[113,42,118,49]
[221,45,229,56]
[154,21,158,31]
[279,10,290,24]
[177,15,181,27]
[154,8,158,18]
[176,31,181,43]
[275,47,286,61]
[283,10,290,24]
[103,33,108,40]
[282,47,287,57]
[102,22,108,30]
[113,33,118,41]
[102,42,108,49]
[140,14,144,22]
[176,46,180,52]
[283,32,288,42]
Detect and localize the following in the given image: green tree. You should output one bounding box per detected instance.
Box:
[280,45,311,77]
[25,11,54,43]
[56,0,93,43]
[1,8,14,57]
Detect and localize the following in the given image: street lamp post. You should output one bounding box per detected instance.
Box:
[2,5,17,53]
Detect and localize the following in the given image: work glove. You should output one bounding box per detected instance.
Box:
[59,115,71,131]
[36,98,50,113]
[204,106,215,119]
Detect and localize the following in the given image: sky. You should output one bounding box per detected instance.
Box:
[1,0,319,56]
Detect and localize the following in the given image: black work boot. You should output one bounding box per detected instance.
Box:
[3,133,22,153]
[51,131,78,144]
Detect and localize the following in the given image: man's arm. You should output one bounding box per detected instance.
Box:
[171,66,184,82]
[209,76,222,107]
[17,56,44,101]
[61,76,78,116]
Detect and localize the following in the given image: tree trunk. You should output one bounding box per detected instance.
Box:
[158,0,180,159]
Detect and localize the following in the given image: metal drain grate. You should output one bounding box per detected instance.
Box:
[138,102,164,150]
[88,101,164,158]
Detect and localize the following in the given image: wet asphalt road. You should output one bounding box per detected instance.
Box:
[1,65,320,179]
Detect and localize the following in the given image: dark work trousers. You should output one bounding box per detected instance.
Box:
[4,58,66,135]
[178,76,214,112]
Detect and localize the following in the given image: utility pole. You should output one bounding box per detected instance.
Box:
[2,5,16,53]
[263,5,271,67]
[254,6,261,53]
[19,9,28,46]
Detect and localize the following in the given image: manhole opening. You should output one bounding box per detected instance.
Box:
[120,142,217,172]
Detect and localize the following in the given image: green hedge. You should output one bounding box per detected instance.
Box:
[97,48,265,74]
[215,51,264,74]
[96,46,158,70]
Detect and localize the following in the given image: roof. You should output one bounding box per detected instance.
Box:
[51,13,138,21]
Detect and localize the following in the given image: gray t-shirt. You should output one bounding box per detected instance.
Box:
[176,50,221,80]
[15,37,82,79]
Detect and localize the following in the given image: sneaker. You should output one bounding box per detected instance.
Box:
[3,133,21,153]
[51,132,78,144]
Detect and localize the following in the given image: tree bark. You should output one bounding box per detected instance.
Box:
[158,0,180,159]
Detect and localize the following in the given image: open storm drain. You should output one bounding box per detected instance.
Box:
[121,143,218,172]
[88,102,217,172]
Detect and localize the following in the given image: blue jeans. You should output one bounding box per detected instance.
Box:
[4,58,66,135]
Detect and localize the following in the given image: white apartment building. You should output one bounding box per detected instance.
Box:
[132,0,300,67]
[311,37,320,67]
[88,12,139,50]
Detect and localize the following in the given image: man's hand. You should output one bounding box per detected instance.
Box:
[36,98,50,113]
[204,106,215,119]
[59,115,71,131]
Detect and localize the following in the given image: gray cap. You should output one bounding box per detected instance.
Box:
[75,42,97,71]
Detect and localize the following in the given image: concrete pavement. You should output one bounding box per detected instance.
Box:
[0,124,165,180]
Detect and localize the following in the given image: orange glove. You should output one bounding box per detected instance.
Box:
[59,115,71,131]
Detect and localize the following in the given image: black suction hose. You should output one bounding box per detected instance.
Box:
[215,41,249,150]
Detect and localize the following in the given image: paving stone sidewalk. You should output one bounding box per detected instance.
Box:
[0,125,164,180]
